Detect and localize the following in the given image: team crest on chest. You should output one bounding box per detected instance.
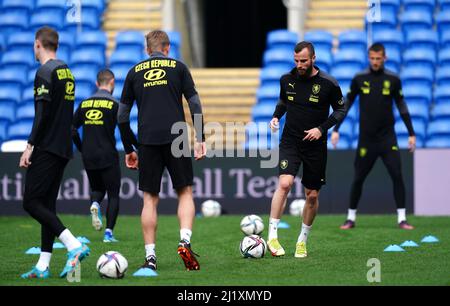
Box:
[312,84,321,95]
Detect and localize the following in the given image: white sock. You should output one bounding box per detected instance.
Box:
[298,223,312,244]
[180,228,192,243]
[145,244,156,258]
[91,201,100,207]
[58,229,82,251]
[268,218,280,240]
[36,252,52,271]
[397,208,406,223]
[347,209,357,222]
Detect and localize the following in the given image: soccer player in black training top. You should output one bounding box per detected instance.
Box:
[118,30,206,272]
[267,41,346,258]
[20,27,90,279]
[332,43,416,230]
[72,69,121,243]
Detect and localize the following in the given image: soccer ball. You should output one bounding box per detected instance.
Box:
[201,200,221,217]
[239,235,267,258]
[289,199,306,217]
[240,214,264,236]
[96,251,128,279]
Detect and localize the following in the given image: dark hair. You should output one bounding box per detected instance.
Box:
[369,43,386,55]
[35,26,58,52]
[294,41,315,58]
[97,69,115,85]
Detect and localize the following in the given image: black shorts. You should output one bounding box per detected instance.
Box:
[24,149,69,202]
[86,163,121,195]
[278,138,327,190]
[138,144,193,194]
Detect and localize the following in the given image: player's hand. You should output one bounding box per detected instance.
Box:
[331,131,340,148]
[19,145,33,168]
[408,136,416,153]
[269,118,279,132]
[194,141,206,161]
[303,128,322,141]
[125,152,139,170]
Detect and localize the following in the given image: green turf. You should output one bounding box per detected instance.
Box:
[0,214,449,286]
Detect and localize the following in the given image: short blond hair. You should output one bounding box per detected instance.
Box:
[145,30,170,52]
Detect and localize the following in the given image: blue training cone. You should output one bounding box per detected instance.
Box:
[384,244,405,252]
[400,240,419,247]
[52,242,65,249]
[421,235,439,243]
[76,236,91,244]
[25,247,41,254]
[133,268,158,277]
[278,221,290,229]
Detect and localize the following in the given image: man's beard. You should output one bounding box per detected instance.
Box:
[297,65,313,79]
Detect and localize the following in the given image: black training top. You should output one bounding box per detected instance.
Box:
[334,68,415,142]
[28,59,75,159]
[72,89,119,170]
[120,53,198,145]
[273,66,345,146]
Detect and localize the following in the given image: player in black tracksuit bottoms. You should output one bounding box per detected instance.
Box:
[72,69,121,243]
[267,41,346,258]
[20,27,89,279]
[332,43,416,230]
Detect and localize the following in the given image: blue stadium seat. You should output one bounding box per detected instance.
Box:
[0,121,8,143]
[71,66,97,86]
[403,48,437,71]
[0,85,21,103]
[372,30,404,52]
[384,47,402,73]
[0,68,27,92]
[427,119,450,137]
[436,11,450,36]
[330,66,361,84]
[405,30,439,53]
[167,31,181,48]
[130,105,138,121]
[70,49,105,69]
[403,0,436,15]
[0,12,29,35]
[434,86,450,104]
[76,31,107,54]
[333,49,366,70]
[6,32,35,53]
[115,141,124,151]
[0,101,16,123]
[75,82,94,105]
[435,66,450,86]
[79,0,105,16]
[168,48,180,60]
[1,50,35,71]
[263,48,294,67]
[260,66,288,87]
[394,101,430,125]
[7,119,33,140]
[304,30,333,50]
[130,119,138,135]
[30,11,64,31]
[336,120,354,144]
[439,0,450,11]
[379,0,401,15]
[113,80,124,100]
[115,31,145,54]
[400,10,433,38]
[27,68,37,84]
[256,85,279,105]
[338,30,367,53]
[0,33,5,52]
[401,66,434,88]
[21,87,34,105]
[109,49,143,67]
[314,47,332,72]
[252,103,274,122]
[402,84,433,105]
[438,48,450,67]
[425,136,450,147]
[15,102,35,121]
[2,0,34,17]
[395,119,426,142]
[35,0,67,15]
[366,9,397,32]
[267,29,298,50]
[430,103,450,120]
[110,66,130,82]
[64,10,100,32]
[58,31,75,56]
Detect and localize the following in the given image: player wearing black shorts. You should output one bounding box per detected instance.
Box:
[118,30,206,272]
[267,41,346,258]
[72,69,121,242]
[332,43,416,230]
[20,27,89,279]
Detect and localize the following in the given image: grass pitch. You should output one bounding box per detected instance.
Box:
[0,214,449,286]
